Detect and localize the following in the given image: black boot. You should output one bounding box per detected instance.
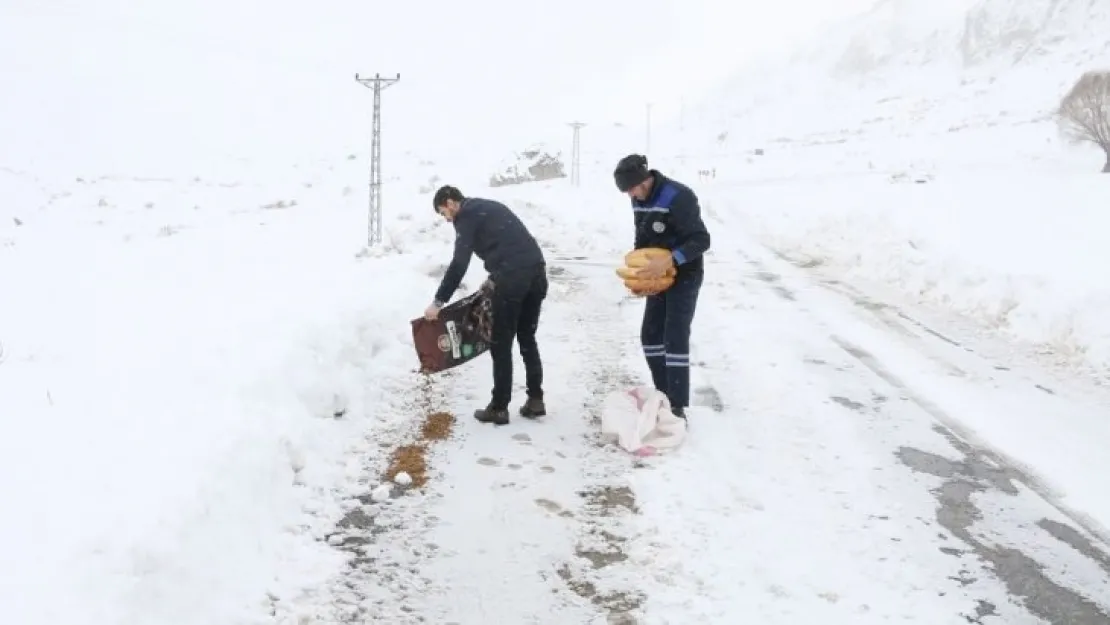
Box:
[519,396,546,418]
[474,404,510,426]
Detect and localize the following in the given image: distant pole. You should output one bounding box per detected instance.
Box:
[646,103,653,154]
[568,122,586,186]
[354,72,401,247]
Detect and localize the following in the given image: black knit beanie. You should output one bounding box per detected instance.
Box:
[613,154,651,192]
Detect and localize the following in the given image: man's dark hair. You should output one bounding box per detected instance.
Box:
[433,185,465,211]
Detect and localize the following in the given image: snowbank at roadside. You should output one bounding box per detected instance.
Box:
[725,170,1110,378]
[0,166,467,625]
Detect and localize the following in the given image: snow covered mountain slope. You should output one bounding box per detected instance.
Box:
[794,0,1110,77]
[683,0,1110,158]
[655,0,1110,381]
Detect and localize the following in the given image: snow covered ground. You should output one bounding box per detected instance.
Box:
[270,179,1110,624]
[4,0,1110,623]
[4,160,1110,624]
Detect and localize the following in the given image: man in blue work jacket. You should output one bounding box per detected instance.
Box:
[613,154,711,422]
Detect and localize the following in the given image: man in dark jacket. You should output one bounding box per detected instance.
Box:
[423,185,549,426]
[613,154,711,423]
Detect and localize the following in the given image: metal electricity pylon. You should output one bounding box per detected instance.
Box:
[568,121,586,186]
[354,72,401,246]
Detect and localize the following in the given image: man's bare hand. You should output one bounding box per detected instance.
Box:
[635,253,674,279]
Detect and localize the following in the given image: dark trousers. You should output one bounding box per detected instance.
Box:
[489,263,549,408]
[641,268,703,410]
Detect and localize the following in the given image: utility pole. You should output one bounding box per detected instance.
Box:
[354,72,400,247]
[568,122,585,186]
[645,103,653,154]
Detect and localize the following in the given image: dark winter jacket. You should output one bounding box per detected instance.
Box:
[434,197,545,304]
[631,170,711,273]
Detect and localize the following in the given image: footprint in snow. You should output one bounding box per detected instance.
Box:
[535,498,562,513]
[535,498,574,518]
[478,455,555,475]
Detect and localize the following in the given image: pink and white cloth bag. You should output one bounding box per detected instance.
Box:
[600,386,688,456]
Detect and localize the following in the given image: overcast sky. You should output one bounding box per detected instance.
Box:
[0,0,878,172]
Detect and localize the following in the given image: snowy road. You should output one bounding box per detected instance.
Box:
[279,198,1110,625]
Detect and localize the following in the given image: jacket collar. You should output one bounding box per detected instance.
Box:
[631,170,668,208]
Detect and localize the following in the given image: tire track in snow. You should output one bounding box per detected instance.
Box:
[711,201,1110,540]
[830,335,1110,625]
[720,230,1110,622]
[547,265,651,624]
[758,246,1110,552]
[268,363,472,623]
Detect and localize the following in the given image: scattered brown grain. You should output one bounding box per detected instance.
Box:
[381,411,456,490]
[421,411,455,441]
[384,444,429,488]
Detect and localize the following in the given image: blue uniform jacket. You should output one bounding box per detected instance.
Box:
[631,170,711,273]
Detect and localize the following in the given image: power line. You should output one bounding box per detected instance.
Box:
[354,72,401,247]
[568,122,586,186]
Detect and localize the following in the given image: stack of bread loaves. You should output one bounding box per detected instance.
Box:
[615,247,676,296]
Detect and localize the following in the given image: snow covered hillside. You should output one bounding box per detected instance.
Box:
[665,0,1110,380]
[694,0,1110,149]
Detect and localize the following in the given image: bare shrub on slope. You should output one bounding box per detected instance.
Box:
[1057,70,1110,172]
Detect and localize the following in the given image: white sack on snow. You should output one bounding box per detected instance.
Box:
[600,386,687,456]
